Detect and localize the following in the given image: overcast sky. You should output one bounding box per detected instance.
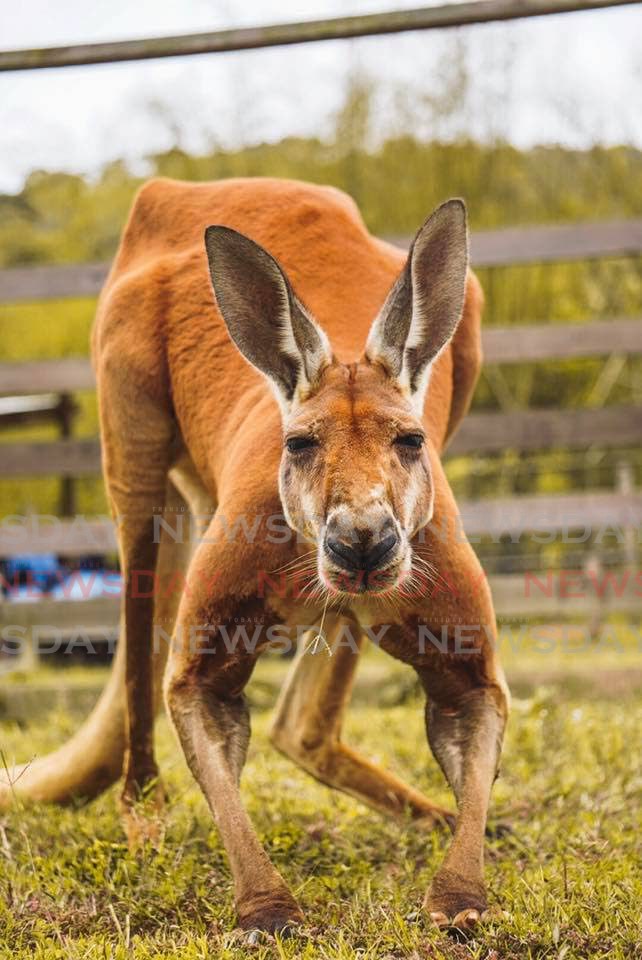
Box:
[1,0,641,193]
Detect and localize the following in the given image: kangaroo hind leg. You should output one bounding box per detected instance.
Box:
[270,614,454,828]
[99,365,176,848]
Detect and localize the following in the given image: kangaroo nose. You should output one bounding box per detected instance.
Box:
[324,518,399,573]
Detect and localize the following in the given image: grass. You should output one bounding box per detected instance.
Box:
[1,646,641,960]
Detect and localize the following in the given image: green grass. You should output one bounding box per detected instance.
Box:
[1,650,641,959]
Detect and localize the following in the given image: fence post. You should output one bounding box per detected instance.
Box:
[583,551,604,642]
[616,459,637,568]
[58,392,77,517]
[19,625,39,673]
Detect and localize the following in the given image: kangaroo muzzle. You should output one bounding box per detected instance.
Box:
[321,508,405,593]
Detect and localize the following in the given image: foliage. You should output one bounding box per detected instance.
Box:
[1,649,640,959]
[2,141,642,270]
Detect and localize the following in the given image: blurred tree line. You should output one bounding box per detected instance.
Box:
[2,135,640,269]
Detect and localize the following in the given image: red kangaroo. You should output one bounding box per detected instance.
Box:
[1,178,509,934]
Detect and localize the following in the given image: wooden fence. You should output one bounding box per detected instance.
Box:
[1,219,641,475]
[1,218,641,655]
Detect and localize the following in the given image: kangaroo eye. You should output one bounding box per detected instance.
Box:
[395,433,424,449]
[286,436,317,453]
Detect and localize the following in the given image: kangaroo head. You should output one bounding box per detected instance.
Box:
[204,200,468,596]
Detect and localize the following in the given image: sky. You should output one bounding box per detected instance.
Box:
[1,0,641,193]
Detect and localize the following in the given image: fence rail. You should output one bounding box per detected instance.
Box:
[2,572,641,633]
[2,220,641,305]
[1,0,638,72]
[2,317,641,397]
[481,317,642,363]
[0,405,640,479]
[0,359,95,394]
[0,488,640,556]
[449,405,642,456]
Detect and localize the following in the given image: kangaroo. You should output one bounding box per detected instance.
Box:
[1,178,509,934]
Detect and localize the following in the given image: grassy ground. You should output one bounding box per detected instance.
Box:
[1,646,641,960]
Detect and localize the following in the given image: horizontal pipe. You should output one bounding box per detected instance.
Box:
[0,0,639,72]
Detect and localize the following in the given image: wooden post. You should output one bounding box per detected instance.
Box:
[616,459,637,568]
[58,392,78,517]
[583,551,604,643]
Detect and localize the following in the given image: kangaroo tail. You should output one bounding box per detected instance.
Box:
[0,479,189,809]
[0,635,130,806]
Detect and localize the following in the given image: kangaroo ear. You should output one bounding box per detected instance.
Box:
[204,226,332,411]
[365,199,469,411]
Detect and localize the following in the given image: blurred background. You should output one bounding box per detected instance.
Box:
[0,0,641,684]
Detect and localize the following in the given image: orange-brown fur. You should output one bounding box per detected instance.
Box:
[94,176,480,478]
